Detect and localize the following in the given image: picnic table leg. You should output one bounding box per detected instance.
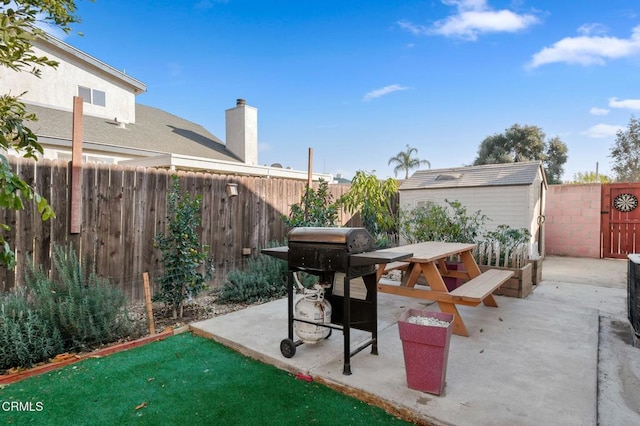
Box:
[482,294,499,307]
[402,263,422,287]
[459,250,481,278]
[458,250,501,307]
[438,302,469,337]
[419,262,470,336]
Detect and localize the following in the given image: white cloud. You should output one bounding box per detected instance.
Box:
[589,107,609,116]
[578,23,608,36]
[529,25,640,68]
[399,0,539,41]
[397,20,429,36]
[582,123,624,138]
[362,84,408,102]
[609,97,640,110]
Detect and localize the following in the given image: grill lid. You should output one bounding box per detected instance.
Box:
[288,227,374,252]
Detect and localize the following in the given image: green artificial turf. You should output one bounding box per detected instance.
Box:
[0,333,409,425]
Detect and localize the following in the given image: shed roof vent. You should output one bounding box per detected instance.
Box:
[435,173,462,181]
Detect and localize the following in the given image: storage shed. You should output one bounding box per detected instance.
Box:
[399,161,547,256]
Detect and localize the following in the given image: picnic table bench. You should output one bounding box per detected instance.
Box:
[374,242,514,336]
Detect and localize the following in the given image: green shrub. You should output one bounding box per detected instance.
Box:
[0,288,64,371]
[26,245,132,352]
[218,242,317,304]
[282,179,339,227]
[0,245,132,372]
[155,175,213,318]
[399,199,488,244]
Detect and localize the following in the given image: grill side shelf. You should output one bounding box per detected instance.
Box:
[261,246,289,260]
[349,251,412,266]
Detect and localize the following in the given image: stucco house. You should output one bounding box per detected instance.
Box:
[399,161,547,256]
[0,34,330,181]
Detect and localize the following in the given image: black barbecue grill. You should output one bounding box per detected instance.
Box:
[262,227,411,375]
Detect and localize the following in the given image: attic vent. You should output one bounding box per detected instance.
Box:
[435,173,462,181]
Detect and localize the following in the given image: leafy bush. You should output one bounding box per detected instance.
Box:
[0,245,131,372]
[282,179,339,228]
[26,245,132,352]
[399,199,488,244]
[0,288,64,371]
[218,242,316,304]
[155,175,213,318]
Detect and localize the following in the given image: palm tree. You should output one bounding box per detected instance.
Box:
[388,145,430,179]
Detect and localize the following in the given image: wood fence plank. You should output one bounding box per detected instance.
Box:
[121,166,136,300]
[81,163,98,269]
[107,165,124,287]
[132,166,148,301]
[15,157,35,287]
[33,158,52,272]
[48,161,69,282]
[149,168,168,289]
[95,163,111,279]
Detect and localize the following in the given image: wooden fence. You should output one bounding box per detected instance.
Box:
[0,157,357,301]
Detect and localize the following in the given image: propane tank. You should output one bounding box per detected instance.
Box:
[294,283,332,344]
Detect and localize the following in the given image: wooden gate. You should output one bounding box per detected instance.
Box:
[602,183,640,258]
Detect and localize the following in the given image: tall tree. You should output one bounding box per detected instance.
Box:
[473,124,568,184]
[339,171,398,247]
[388,145,430,179]
[0,1,79,266]
[610,116,640,182]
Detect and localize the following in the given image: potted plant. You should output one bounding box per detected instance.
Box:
[475,225,536,298]
[397,309,454,395]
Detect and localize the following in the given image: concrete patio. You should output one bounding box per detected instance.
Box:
[191,256,640,425]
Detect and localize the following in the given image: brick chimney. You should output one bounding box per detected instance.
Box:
[225,98,258,165]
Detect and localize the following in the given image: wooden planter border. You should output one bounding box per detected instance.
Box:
[0,327,186,386]
[480,262,533,298]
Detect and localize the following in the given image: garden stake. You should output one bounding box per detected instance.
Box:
[143,272,156,334]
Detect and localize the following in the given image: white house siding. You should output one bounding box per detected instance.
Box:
[0,45,136,123]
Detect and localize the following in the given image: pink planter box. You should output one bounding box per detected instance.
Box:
[398,309,454,395]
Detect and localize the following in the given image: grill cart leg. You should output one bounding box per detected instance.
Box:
[343,274,352,375]
[287,271,295,341]
[372,273,378,355]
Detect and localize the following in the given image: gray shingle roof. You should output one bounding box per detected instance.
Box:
[25,103,241,162]
[399,161,546,190]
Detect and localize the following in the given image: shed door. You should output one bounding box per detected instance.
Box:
[602,183,640,258]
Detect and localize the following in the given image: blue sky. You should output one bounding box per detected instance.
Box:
[61,0,640,181]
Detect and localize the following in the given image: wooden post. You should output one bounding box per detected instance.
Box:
[142,272,156,335]
[70,96,83,234]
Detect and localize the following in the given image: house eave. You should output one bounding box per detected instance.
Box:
[37,34,147,94]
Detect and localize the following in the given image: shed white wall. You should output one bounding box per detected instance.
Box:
[399,182,544,255]
[0,45,136,123]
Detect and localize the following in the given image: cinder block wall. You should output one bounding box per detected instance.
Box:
[544,184,601,258]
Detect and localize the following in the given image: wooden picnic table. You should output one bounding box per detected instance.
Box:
[375,242,514,337]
